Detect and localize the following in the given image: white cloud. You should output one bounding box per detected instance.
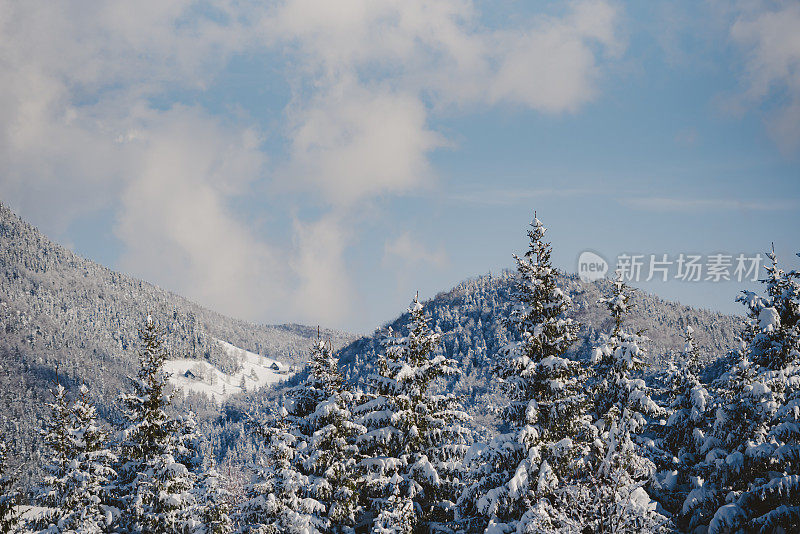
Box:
[270,0,623,203]
[383,232,449,270]
[0,0,624,329]
[0,0,260,226]
[114,106,280,320]
[285,79,445,206]
[290,214,354,325]
[0,0,285,322]
[487,0,621,112]
[729,1,800,153]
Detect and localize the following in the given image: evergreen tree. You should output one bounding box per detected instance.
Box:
[0,436,18,533]
[193,457,234,534]
[582,272,666,533]
[178,413,233,534]
[355,296,470,533]
[115,315,196,533]
[653,326,712,520]
[683,250,800,533]
[460,214,591,533]
[297,339,365,533]
[662,326,709,460]
[34,383,73,531]
[56,385,117,532]
[238,405,325,534]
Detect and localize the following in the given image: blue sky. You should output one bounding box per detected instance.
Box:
[1,1,798,333]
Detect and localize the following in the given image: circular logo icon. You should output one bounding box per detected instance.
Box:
[578,250,608,282]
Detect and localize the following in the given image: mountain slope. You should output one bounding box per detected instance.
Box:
[0,201,355,486]
[337,271,742,431]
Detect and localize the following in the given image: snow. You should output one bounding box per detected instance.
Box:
[749,381,771,397]
[411,456,441,486]
[539,355,569,370]
[507,460,529,499]
[629,487,657,514]
[725,451,744,471]
[658,470,679,491]
[709,503,745,534]
[758,306,780,332]
[15,505,51,521]
[164,339,291,402]
[690,385,710,418]
[484,519,511,534]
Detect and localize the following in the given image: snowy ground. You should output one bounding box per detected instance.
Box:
[164,339,291,403]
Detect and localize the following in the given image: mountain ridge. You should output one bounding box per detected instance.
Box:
[0,201,355,487]
[335,269,743,431]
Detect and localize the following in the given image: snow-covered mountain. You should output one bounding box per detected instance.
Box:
[336,271,742,430]
[0,201,355,486]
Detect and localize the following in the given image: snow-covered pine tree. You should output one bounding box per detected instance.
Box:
[33,382,73,531]
[584,271,666,533]
[0,435,18,533]
[53,384,117,532]
[459,214,592,533]
[685,249,800,533]
[198,468,234,534]
[298,338,365,533]
[354,296,470,533]
[308,335,344,398]
[178,412,234,534]
[238,405,325,534]
[654,326,712,517]
[175,412,205,482]
[744,249,800,371]
[115,315,196,533]
[192,449,233,534]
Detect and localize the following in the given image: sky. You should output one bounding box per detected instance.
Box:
[1,0,798,334]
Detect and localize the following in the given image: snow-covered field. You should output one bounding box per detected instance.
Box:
[164,339,291,403]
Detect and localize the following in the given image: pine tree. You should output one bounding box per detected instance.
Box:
[115,315,196,533]
[0,436,18,533]
[56,384,117,532]
[583,272,666,533]
[34,383,73,530]
[354,296,470,533]
[177,412,234,534]
[683,249,800,533]
[653,326,712,520]
[193,455,234,534]
[297,339,365,533]
[663,326,708,459]
[238,405,325,534]
[460,214,591,533]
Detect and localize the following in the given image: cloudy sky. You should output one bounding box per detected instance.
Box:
[1,0,798,333]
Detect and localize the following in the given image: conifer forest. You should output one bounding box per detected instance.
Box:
[2,206,798,533]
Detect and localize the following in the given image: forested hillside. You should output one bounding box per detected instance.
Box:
[0,201,354,489]
[5,206,796,534]
[337,270,741,430]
